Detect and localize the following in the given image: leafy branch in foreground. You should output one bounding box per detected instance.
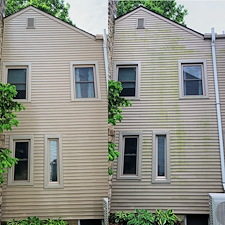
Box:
[108,80,132,175]
[0,83,25,184]
[108,80,132,126]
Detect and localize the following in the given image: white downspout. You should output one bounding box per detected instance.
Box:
[211,28,225,190]
[103,29,109,90]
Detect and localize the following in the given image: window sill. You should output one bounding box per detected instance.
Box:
[71,98,102,102]
[152,179,170,184]
[121,97,140,101]
[44,184,64,189]
[117,175,141,180]
[14,99,31,103]
[8,181,33,186]
[179,96,209,100]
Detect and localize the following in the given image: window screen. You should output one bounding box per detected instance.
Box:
[123,136,138,175]
[183,64,203,96]
[118,66,136,97]
[49,139,59,182]
[8,68,27,99]
[75,67,95,98]
[157,135,166,177]
[14,141,29,181]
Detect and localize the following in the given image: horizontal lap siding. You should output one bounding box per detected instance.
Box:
[111,9,223,214]
[2,9,108,220]
[216,39,225,139]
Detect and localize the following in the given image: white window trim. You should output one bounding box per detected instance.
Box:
[44,134,63,189]
[152,130,170,183]
[114,61,141,100]
[70,61,101,101]
[117,131,142,180]
[2,62,32,102]
[137,18,145,29]
[8,135,34,186]
[178,59,208,99]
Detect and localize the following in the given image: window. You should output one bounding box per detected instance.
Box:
[8,135,34,186]
[3,62,31,102]
[186,215,209,225]
[79,220,103,225]
[117,131,142,179]
[179,60,208,99]
[114,61,141,99]
[70,61,101,101]
[44,135,63,188]
[137,18,145,29]
[152,131,170,183]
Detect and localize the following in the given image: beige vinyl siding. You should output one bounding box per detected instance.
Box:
[111,8,223,214]
[1,7,108,220]
[216,38,225,154]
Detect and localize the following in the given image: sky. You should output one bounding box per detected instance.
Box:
[65,0,225,35]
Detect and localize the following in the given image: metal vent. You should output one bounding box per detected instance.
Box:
[137,18,144,29]
[103,198,109,225]
[216,202,225,224]
[27,18,35,29]
[209,193,225,225]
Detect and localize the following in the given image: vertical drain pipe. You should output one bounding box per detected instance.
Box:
[211,28,225,190]
[103,29,109,90]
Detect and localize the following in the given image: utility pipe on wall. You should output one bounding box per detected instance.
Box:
[103,29,109,90]
[211,27,225,190]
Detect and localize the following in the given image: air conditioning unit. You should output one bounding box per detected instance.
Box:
[209,193,225,225]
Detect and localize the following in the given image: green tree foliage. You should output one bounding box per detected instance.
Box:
[5,0,73,25]
[117,0,188,26]
[0,83,25,184]
[0,83,25,133]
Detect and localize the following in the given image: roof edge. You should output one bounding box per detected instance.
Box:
[4,5,98,40]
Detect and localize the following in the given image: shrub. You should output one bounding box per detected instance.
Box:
[127,209,155,225]
[6,217,68,225]
[110,209,182,225]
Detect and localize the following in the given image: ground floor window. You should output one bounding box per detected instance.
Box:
[79,219,102,225]
[186,214,209,225]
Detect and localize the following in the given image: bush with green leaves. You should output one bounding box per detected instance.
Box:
[108,80,132,175]
[110,209,182,225]
[7,217,67,225]
[108,80,132,126]
[0,83,25,184]
[155,209,179,225]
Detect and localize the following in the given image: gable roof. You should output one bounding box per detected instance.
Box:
[4,5,97,40]
[115,6,203,39]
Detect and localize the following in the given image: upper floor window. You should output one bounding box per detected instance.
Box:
[179,60,208,99]
[75,66,95,98]
[70,61,101,101]
[3,62,31,102]
[8,68,27,99]
[117,131,142,180]
[114,61,141,100]
[8,135,34,186]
